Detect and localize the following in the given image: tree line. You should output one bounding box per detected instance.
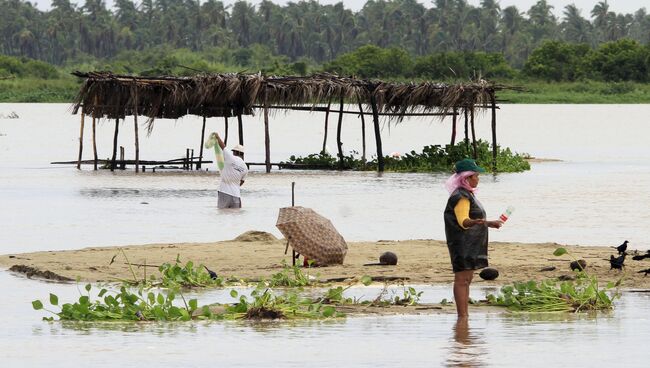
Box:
[2,0,650,68]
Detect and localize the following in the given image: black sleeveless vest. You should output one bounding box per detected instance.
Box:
[444,188,489,272]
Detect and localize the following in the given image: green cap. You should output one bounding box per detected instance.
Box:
[455,158,485,173]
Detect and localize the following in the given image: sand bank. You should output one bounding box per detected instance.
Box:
[2,231,648,289]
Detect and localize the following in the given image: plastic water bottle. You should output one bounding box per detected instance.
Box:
[499,206,515,222]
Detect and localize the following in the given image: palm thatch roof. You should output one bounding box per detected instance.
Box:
[71,71,509,124]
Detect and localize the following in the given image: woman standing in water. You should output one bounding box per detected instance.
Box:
[444,159,502,318]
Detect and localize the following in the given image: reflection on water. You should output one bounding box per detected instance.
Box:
[446,318,486,368]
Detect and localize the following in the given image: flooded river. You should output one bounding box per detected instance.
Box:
[1,103,649,366]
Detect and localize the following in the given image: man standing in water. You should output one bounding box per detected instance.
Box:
[214,133,248,209]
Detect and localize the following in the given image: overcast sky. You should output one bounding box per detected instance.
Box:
[29,1,648,17]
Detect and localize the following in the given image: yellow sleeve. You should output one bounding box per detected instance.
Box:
[454,197,470,229]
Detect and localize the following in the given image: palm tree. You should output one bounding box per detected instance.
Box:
[561,4,592,43]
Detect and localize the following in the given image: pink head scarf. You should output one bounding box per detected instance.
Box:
[445,171,477,194]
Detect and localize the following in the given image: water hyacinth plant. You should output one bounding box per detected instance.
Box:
[486,248,622,312]
[32,284,199,322]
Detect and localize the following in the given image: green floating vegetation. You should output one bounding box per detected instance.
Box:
[486,248,622,313]
[32,263,429,322]
[32,284,200,322]
[283,140,531,173]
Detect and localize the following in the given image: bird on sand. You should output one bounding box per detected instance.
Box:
[609,253,626,270]
[613,240,628,255]
[638,268,650,276]
[632,250,650,261]
[203,265,218,280]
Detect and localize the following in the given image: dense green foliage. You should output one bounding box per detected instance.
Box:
[3,0,650,68]
[3,1,650,102]
[283,140,531,173]
[486,248,622,312]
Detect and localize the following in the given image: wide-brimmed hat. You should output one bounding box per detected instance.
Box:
[232,144,245,153]
[455,158,485,173]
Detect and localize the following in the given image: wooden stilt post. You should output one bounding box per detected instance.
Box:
[237,113,244,145]
[370,94,384,172]
[134,91,140,173]
[358,102,366,163]
[119,146,125,170]
[77,112,85,169]
[336,97,344,170]
[197,115,206,170]
[490,93,497,172]
[224,116,229,146]
[321,98,332,154]
[92,116,98,170]
[463,107,469,152]
[450,107,457,146]
[470,108,478,159]
[264,92,271,173]
[110,118,119,172]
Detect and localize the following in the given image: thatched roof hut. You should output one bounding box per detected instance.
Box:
[70,72,509,173]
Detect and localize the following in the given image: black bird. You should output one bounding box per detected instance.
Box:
[614,240,629,255]
[632,249,650,261]
[638,268,650,276]
[609,253,626,270]
[203,265,218,280]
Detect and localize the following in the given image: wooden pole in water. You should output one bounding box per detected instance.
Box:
[224,116,229,146]
[110,118,119,172]
[470,108,478,159]
[358,102,366,163]
[463,107,469,153]
[77,112,85,169]
[134,90,140,173]
[450,107,457,146]
[370,94,384,172]
[237,113,245,161]
[119,146,125,170]
[92,116,98,170]
[237,114,244,145]
[490,93,497,172]
[336,97,344,170]
[321,97,332,154]
[197,115,206,170]
[264,92,271,173]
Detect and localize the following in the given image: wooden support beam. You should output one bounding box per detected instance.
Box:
[134,92,140,173]
[450,107,457,146]
[110,118,119,172]
[237,114,244,145]
[252,105,455,117]
[92,116,98,170]
[197,115,206,170]
[264,94,271,173]
[336,97,344,170]
[77,112,85,170]
[370,95,384,172]
[358,102,367,163]
[490,93,498,172]
[321,98,332,154]
[470,108,478,159]
[119,146,125,170]
[224,116,229,146]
